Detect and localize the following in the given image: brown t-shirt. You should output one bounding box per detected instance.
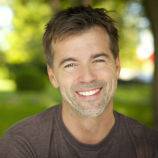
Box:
[0,105,158,158]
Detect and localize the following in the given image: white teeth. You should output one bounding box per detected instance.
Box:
[78,89,100,96]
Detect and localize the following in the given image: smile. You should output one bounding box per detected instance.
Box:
[76,88,101,97]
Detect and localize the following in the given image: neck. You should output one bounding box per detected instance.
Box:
[61,102,115,144]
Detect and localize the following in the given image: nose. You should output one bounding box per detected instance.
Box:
[78,65,96,83]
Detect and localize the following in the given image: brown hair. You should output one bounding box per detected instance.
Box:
[43,6,119,67]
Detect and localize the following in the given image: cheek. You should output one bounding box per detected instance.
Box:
[58,69,79,85]
[94,66,117,80]
[57,74,75,92]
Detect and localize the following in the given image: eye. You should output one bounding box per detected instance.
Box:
[93,59,106,63]
[64,63,78,69]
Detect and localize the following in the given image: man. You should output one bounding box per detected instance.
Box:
[0,6,158,158]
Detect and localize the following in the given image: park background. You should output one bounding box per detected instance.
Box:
[0,0,158,136]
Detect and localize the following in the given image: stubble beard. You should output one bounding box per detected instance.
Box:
[61,78,117,118]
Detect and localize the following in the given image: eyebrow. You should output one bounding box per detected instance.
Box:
[59,58,77,67]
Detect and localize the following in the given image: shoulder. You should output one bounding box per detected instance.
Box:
[7,105,59,136]
[115,111,158,145]
[0,105,60,158]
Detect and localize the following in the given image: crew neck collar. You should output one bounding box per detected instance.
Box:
[57,106,120,151]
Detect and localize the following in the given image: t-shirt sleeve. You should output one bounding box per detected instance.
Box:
[0,133,37,158]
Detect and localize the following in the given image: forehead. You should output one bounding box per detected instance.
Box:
[52,26,112,60]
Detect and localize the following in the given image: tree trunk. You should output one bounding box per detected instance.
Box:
[143,0,158,129]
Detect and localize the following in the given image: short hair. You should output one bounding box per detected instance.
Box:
[43,6,119,67]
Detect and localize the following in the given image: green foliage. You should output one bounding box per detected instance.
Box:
[9,63,47,91]
[4,0,53,91]
[6,0,52,64]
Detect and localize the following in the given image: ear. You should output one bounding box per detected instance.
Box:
[47,65,59,88]
[115,56,121,79]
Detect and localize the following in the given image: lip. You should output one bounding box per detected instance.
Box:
[75,88,102,100]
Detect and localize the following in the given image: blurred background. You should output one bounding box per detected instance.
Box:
[0,0,158,136]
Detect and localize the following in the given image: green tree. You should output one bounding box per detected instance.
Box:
[6,0,52,91]
[143,0,158,129]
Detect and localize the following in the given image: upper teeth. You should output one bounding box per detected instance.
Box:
[78,89,100,96]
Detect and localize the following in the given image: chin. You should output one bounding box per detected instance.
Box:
[72,102,106,118]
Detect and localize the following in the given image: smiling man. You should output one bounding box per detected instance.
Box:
[0,6,158,158]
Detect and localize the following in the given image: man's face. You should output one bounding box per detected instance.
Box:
[48,26,120,117]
